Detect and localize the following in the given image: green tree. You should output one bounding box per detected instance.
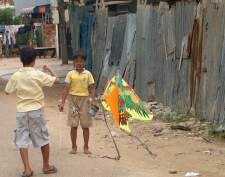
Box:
[13,16,23,25]
[0,8,23,25]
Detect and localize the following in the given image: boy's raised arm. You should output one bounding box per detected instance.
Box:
[4,76,16,95]
[43,65,60,84]
[1,79,10,94]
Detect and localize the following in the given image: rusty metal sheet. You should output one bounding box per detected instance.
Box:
[175,1,196,59]
[197,1,225,122]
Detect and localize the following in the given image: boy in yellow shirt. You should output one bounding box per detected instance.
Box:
[5,48,58,177]
[59,49,96,154]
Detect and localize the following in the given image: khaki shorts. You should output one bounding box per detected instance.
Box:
[14,109,49,148]
[67,95,92,128]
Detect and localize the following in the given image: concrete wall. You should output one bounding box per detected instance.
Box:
[43,24,56,47]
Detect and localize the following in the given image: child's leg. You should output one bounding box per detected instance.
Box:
[83,128,91,154]
[28,109,57,174]
[41,144,57,174]
[19,148,32,175]
[67,96,79,153]
[16,112,33,175]
[41,144,50,170]
[70,127,78,153]
[79,97,93,154]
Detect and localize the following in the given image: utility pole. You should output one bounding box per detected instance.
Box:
[51,0,59,58]
[58,0,68,64]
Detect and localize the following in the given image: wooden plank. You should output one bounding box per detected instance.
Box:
[98,0,131,6]
[93,8,108,90]
[97,14,128,92]
[69,6,80,55]
[175,1,196,59]
[35,47,56,50]
[197,1,225,122]
[108,15,127,66]
[120,14,136,75]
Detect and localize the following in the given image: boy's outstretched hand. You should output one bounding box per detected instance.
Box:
[43,65,60,84]
[43,65,52,72]
[58,101,64,112]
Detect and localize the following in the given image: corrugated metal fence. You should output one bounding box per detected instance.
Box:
[89,0,225,126]
[136,2,196,113]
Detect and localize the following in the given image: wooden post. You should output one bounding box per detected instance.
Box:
[95,0,99,11]
[137,0,140,6]
[58,0,68,64]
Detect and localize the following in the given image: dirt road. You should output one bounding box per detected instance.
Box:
[0,59,225,177]
[0,86,156,177]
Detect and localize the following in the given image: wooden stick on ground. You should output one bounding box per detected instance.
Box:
[126,133,157,159]
[102,105,121,160]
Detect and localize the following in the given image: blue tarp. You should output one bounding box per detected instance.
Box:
[33,4,51,14]
[79,7,96,71]
[0,25,5,33]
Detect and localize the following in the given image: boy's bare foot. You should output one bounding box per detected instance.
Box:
[84,148,92,154]
[69,147,77,154]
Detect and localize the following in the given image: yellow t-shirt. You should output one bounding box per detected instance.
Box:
[65,70,95,96]
[5,67,56,112]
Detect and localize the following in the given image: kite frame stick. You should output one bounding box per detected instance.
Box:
[101,104,121,160]
[126,132,157,159]
[101,101,155,160]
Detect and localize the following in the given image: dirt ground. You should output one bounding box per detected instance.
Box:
[0,58,225,177]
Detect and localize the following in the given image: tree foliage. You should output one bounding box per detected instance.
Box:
[0,8,23,25]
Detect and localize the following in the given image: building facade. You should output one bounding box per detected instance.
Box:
[15,0,50,14]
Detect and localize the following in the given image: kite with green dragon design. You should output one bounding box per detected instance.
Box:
[101,73,153,132]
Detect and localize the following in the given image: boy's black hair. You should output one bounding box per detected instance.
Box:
[20,47,37,65]
[73,49,87,61]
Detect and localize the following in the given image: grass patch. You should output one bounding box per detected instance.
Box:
[158,112,193,123]
[208,124,225,139]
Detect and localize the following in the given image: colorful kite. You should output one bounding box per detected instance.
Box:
[101,74,153,132]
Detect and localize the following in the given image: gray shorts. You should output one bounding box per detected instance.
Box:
[14,109,49,148]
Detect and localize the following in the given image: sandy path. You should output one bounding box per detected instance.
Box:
[0,58,225,177]
[0,86,157,177]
